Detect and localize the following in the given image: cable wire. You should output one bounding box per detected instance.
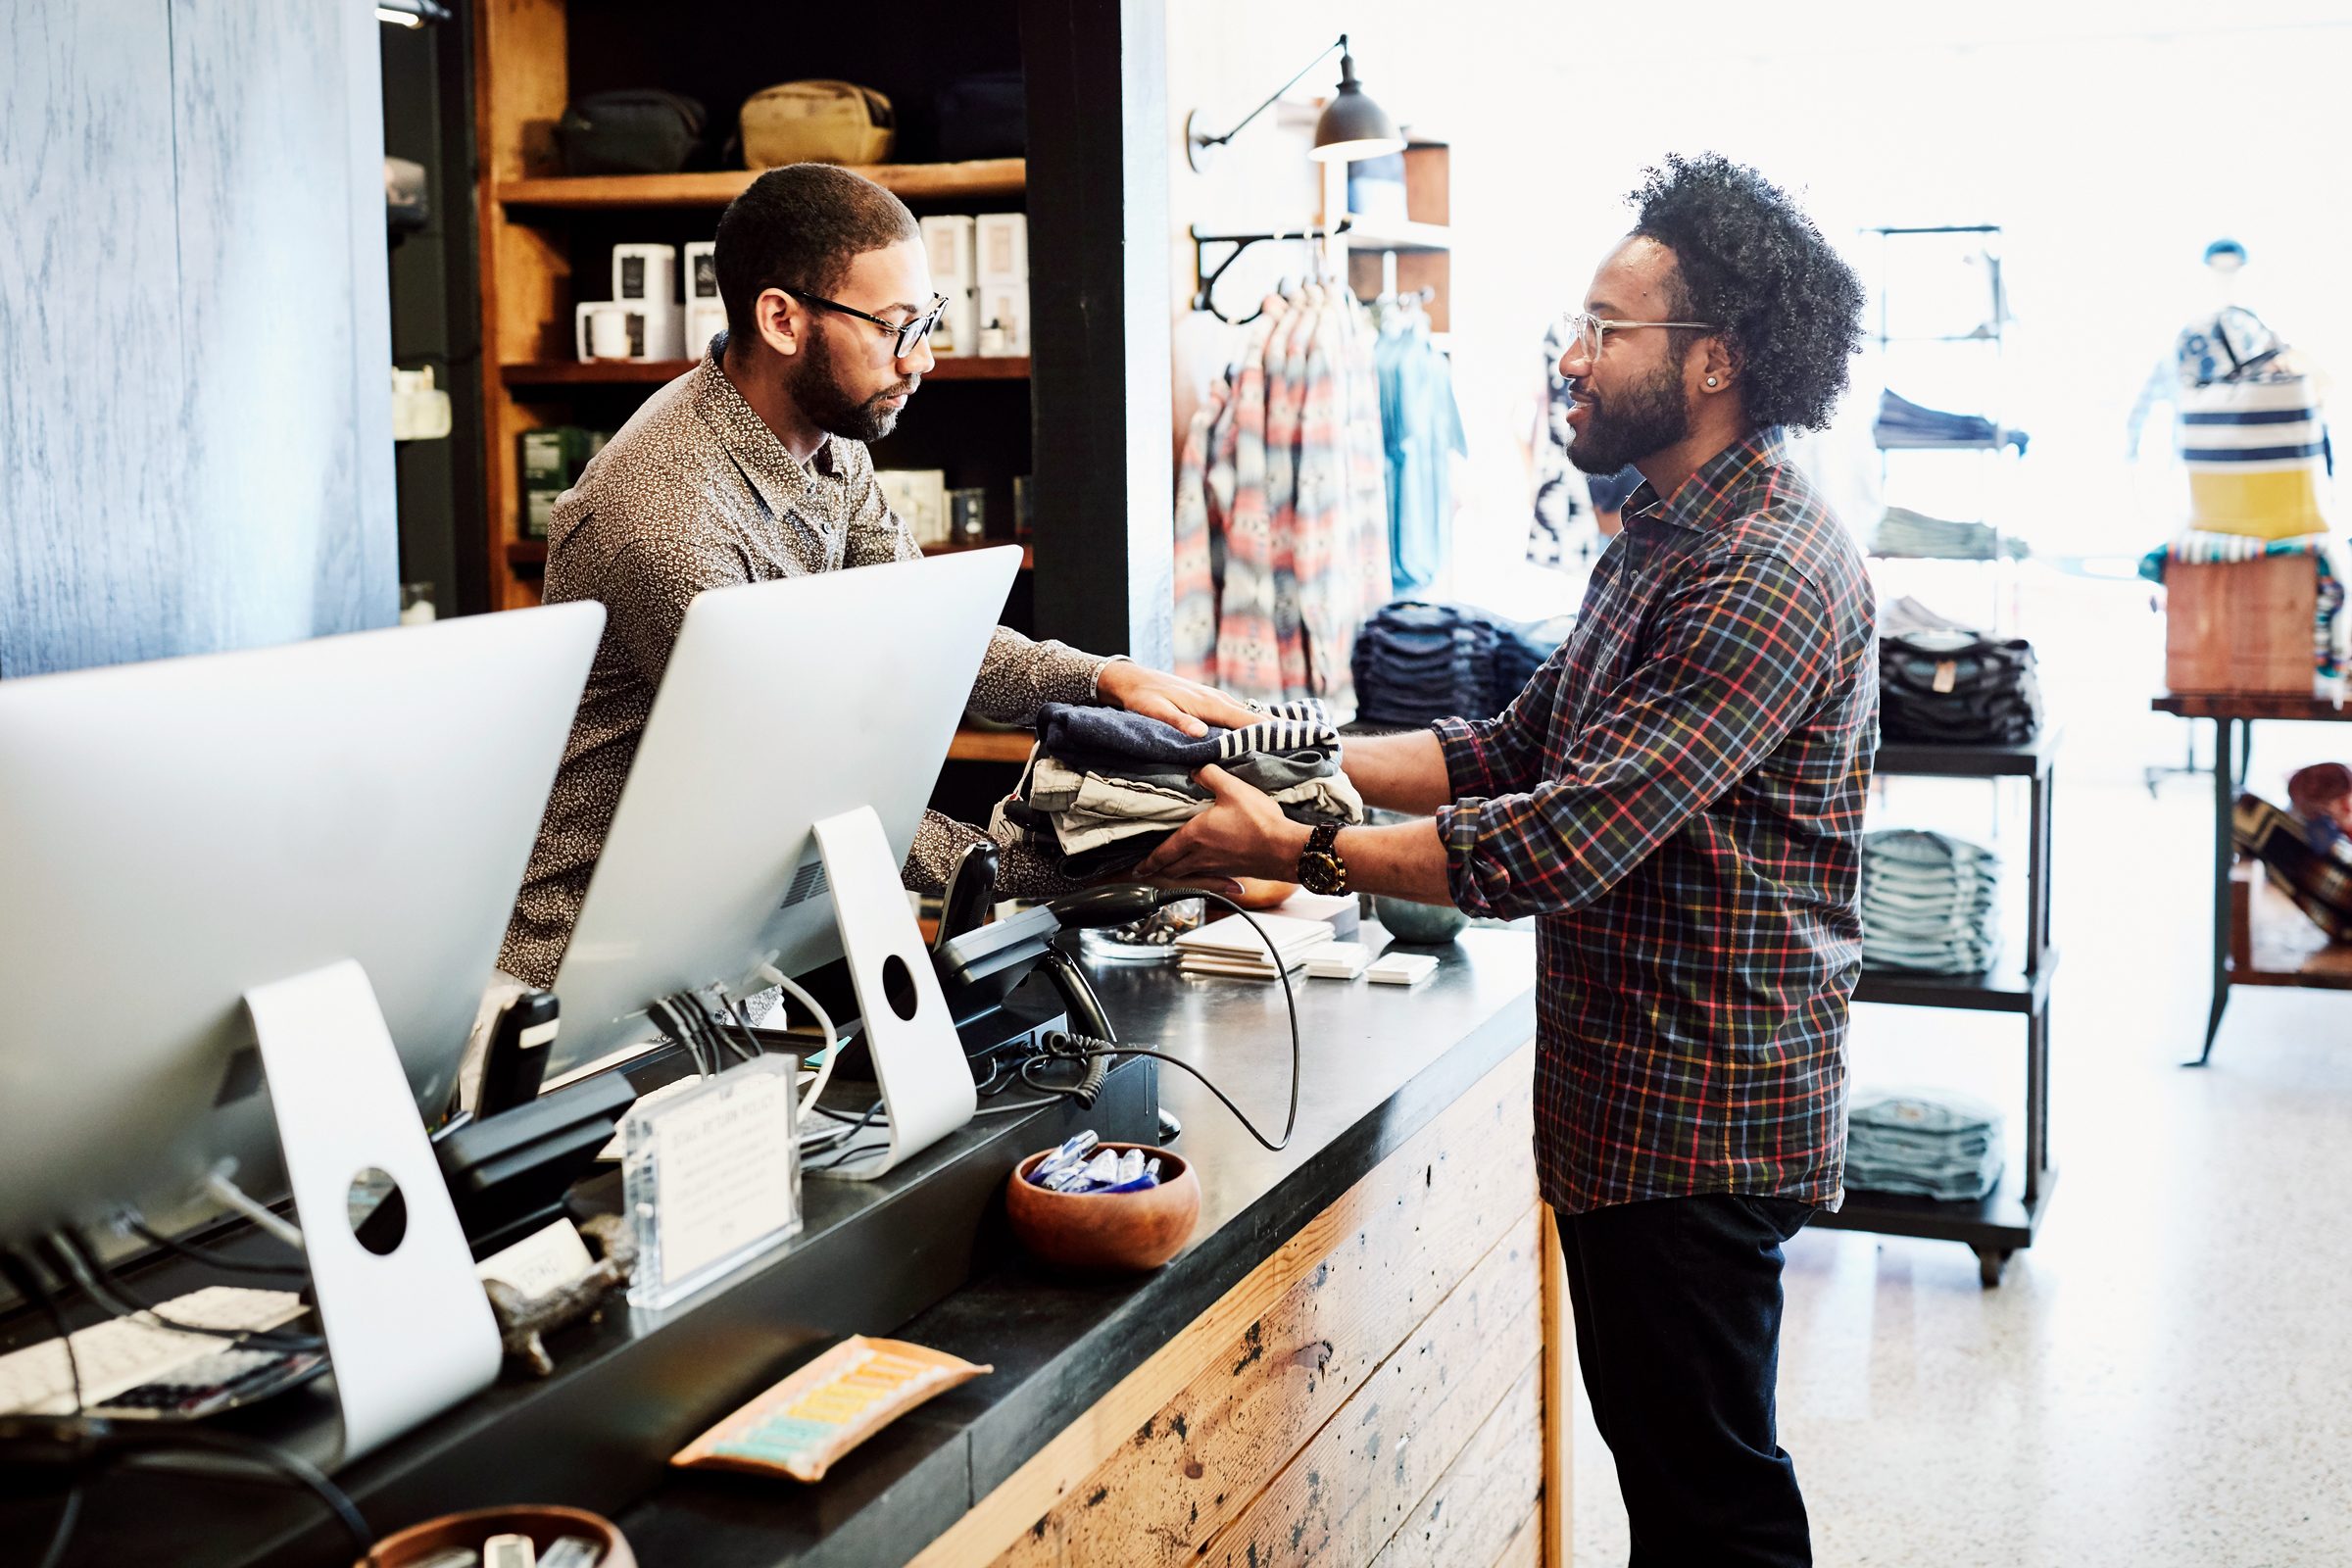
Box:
[45,1232,323,1353]
[2,1248,88,1568]
[1035,890,1302,1151]
[120,1217,308,1280]
[756,964,842,1120]
[111,1426,370,1558]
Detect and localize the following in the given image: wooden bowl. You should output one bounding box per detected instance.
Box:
[359,1505,633,1568]
[1005,1144,1200,1273]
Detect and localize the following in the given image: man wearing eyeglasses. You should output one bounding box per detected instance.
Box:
[1139,153,1876,1566]
[499,163,1253,990]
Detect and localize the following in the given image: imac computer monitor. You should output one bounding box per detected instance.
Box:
[0,605,605,1250]
[546,546,1023,1082]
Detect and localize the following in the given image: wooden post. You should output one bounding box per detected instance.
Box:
[1542,1211,1573,1565]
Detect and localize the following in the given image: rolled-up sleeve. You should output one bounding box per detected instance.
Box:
[1435,550,1832,921]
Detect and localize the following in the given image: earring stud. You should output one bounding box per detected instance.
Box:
[1706,375,1719,387]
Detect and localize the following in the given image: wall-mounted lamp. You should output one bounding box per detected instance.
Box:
[1184,33,1406,173]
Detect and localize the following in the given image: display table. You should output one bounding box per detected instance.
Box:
[2150,693,2352,1062]
[31,929,1553,1568]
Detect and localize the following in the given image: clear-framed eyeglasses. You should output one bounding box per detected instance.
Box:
[1560,308,1722,366]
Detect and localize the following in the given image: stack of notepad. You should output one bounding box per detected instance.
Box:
[1173,912,1337,980]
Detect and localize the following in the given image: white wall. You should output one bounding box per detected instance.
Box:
[1164,2,2352,616]
[1,0,397,677]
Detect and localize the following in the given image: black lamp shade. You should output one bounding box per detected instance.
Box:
[1310,54,1405,164]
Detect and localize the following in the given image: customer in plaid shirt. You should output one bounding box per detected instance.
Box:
[1140,153,1874,1566]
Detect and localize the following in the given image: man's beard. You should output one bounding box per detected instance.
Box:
[1568,356,1690,476]
[790,327,914,443]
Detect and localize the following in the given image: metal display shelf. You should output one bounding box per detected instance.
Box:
[1825,730,2058,1286]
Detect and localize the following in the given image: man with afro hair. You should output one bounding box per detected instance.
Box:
[1138,153,1877,1564]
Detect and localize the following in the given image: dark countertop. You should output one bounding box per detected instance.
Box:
[615,924,1539,1568]
[7,926,1536,1568]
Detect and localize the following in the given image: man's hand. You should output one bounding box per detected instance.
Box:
[1095,661,1261,738]
[1134,765,1310,883]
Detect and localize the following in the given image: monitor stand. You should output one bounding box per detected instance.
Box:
[244,959,502,1461]
[803,805,977,1181]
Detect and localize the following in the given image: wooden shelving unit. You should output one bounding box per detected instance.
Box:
[509,537,1026,577]
[1329,137,1453,332]
[946,726,1036,764]
[497,159,1026,211]
[501,355,1029,389]
[464,0,1171,852]
[470,2,1044,613]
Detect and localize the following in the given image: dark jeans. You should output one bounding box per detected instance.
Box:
[1555,1194,1815,1568]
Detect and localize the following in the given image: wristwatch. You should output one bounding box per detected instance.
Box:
[1297,822,1349,897]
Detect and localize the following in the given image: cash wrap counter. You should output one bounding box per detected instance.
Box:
[35,928,1557,1568]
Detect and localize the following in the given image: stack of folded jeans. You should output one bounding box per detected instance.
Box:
[1878,596,2044,746]
[1351,602,1575,725]
[995,699,1364,878]
[1871,506,2008,562]
[1874,389,2030,456]
[1861,828,2002,974]
[1845,1088,2005,1201]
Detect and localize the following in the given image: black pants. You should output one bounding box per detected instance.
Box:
[1555,1194,1815,1568]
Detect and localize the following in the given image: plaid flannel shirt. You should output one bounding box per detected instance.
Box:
[1432,428,1878,1216]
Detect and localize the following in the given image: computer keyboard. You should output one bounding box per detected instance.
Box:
[0,1286,308,1416]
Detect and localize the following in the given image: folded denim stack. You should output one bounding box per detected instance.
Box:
[997,699,1364,878]
[1862,828,2002,975]
[1352,602,1575,725]
[1844,1088,2005,1202]
[1878,596,2044,746]
[1874,389,2030,456]
[1870,505,2016,562]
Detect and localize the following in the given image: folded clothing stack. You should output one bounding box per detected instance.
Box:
[1879,595,2044,746]
[1862,828,2002,975]
[2233,790,2352,943]
[1874,389,2029,455]
[1351,602,1574,725]
[1870,506,2026,563]
[995,699,1363,879]
[1845,1088,2005,1201]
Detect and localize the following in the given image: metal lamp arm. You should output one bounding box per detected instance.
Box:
[1191,34,1346,153]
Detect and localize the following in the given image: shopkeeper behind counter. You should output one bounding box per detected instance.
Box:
[1139,153,1880,1568]
[497,162,1256,993]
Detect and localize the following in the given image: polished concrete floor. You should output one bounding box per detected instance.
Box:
[1570,577,2352,1565]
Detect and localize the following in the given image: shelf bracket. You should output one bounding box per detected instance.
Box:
[1188,220,1351,325]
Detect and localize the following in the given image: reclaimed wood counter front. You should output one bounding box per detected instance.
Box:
[621,928,1558,1567]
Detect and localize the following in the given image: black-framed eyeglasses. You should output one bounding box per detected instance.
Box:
[781,286,951,360]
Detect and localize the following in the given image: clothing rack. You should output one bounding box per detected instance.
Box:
[1189,219,1352,323]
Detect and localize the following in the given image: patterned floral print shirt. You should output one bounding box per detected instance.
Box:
[1431,427,1879,1217]
[499,343,1106,988]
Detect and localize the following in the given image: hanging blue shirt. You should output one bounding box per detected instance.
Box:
[1378,321,1467,597]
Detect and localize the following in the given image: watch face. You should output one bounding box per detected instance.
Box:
[1300,852,1344,896]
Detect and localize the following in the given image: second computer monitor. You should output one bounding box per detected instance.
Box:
[546,547,1023,1081]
